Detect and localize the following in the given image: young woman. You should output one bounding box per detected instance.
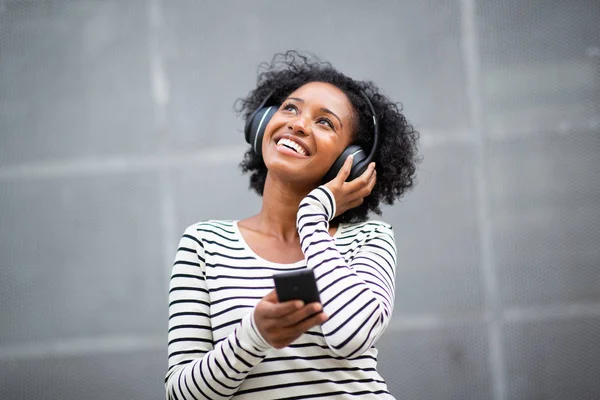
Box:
[166,51,419,399]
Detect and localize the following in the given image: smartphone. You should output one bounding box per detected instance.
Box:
[273,269,321,304]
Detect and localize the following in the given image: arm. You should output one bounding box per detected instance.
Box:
[165,226,271,400]
[297,186,397,358]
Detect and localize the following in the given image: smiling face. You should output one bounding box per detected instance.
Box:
[261,81,356,186]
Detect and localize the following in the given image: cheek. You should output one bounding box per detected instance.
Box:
[319,135,349,160]
[306,140,346,176]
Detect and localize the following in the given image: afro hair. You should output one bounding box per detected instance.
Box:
[236,51,420,224]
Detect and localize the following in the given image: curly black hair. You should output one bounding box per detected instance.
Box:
[236,51,420,224]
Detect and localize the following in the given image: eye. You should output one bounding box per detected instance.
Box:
[317,117,334,129]
[281,102,298,115]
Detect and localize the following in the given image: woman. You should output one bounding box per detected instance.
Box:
[166,51,419,399]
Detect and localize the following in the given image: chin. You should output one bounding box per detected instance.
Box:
[265,160,322,186]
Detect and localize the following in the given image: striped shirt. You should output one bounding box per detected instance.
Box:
[166,186,397,399]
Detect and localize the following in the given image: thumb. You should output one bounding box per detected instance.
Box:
[335,154,354,183]
[263,289,279,303]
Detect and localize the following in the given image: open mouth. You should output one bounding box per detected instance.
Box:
[276,137,310,156]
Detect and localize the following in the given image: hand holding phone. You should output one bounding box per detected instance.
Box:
[253,287,328,349]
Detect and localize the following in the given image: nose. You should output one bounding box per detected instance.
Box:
[288,115,311,136]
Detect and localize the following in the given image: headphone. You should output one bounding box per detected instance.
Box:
[244,89,379,182]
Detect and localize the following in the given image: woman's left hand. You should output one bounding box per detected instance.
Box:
[324,155,376,218]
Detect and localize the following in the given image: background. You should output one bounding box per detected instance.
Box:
[1,0,599,399]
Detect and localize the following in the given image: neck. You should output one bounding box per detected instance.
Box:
[255,172,315,242]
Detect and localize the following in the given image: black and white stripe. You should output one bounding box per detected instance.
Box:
[166,186,397,399]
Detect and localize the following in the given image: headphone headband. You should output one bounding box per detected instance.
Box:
[357,90,379,169]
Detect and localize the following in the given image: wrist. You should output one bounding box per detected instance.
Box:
[317,186,336,220]
[297,186,336,223]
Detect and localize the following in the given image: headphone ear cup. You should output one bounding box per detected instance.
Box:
[323,145,368,183]
[244,106,278,156]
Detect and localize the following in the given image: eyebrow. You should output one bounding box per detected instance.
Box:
[287,97,343,128]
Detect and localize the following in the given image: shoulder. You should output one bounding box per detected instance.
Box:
[336,219,397,264]
[181,220,237,243]
[338,219,394,239]
[335,219,395,248]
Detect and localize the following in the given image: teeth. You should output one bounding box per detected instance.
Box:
[277,138,307,156]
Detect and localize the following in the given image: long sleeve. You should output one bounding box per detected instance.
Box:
[165,226,272,400]
[296,186,397,359]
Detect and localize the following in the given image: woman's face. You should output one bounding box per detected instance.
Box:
[261,81,355,186]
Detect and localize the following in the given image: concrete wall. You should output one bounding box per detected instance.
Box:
[1,0,599,398]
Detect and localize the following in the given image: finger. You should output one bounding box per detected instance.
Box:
[259,290,304,318]
[367,169,377,191]
[368,162,376,179]
[263,289,279,303]
[275,311,329,345]
[261,299,304,318]
[359,163,376,189]
[359,168,376,197]
[334,154,354,184]
[346,162,376,193]
[271,311,329,348]
[360,163,376,186]
[291,311,329,333]
[280,303,324,327]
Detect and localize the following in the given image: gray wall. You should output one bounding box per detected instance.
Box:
[1,0,599,399]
